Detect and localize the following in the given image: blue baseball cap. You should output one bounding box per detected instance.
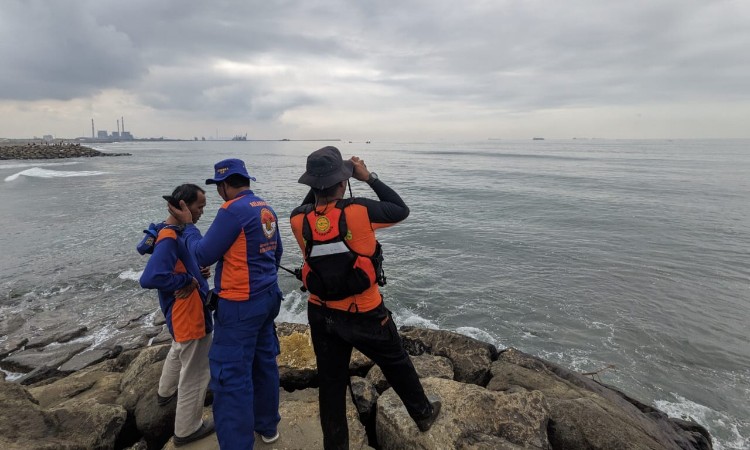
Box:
[205,158,256,184]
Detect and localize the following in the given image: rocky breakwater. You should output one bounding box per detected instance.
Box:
[0,142,131,159]
[0,321,712,449]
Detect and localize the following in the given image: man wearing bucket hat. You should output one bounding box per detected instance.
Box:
[169,158,283,449]
[290,146,441,449]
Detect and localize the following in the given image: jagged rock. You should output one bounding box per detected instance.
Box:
[376,377,550,449]
[350,376,379,422]
[488,348,712,450]
[16,366,63,386]
[366,353,454,393]
[151,326,172,345]
[59,346,122,373]
[0,341,90,373]
[25,325,88,349]
[0,378,126,449]
[399,326,497,385]
[117,344,175,446]
[29,360,123,408]
[101,326,163,351]
[118,345,170,411]
[0,337,27,359]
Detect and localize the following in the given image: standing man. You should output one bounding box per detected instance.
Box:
[169,159,283,450]
[139,183,215,447]
[289,146,441,450]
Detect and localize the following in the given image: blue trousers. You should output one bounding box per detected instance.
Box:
[209,285,282,450]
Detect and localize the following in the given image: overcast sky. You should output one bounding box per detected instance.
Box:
[1,0,748,140]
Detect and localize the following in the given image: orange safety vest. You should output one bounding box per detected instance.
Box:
[300,199,385,306]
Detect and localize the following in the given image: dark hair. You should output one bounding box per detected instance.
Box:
[171,183,205,205]
[223,173,250,189]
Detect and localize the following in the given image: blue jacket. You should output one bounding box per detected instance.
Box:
[140,225,213,341]
[183,190,282,300]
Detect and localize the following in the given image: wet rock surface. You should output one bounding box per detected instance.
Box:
[0,322,712,449]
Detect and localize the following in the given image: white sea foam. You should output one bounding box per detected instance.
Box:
[118,269,143,281]
[277,290,308,324]
[0,161,80,170]
[4,167,108,182]
[394,309,439,329]
[455,326,505,349]
[1,368,25,382]
[654,394,749,450]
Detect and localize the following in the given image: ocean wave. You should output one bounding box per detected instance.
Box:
[0,161,80,170]
[277,290,308,324]
[654,393,748,450]
[118,269,143,282]
[455,326,505,349]
[4,167,109,182]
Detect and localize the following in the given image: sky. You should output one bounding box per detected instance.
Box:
[1,0,749,141]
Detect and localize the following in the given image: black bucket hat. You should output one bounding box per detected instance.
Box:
[298,146,354,189]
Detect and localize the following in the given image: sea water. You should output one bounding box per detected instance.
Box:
[0,139,748,449]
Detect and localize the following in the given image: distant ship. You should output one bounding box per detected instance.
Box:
[532,137,545,140]
[232,134,247,141]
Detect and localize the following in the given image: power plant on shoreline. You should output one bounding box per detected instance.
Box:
[86,116,134,141]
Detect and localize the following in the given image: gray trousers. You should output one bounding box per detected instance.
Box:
[158,333,212,437]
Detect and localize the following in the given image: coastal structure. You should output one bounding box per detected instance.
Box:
[84,116,134,142]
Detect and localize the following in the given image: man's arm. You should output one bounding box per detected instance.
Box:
[139,235,193,291]
[183,208,243,267]
[348,156,409,227]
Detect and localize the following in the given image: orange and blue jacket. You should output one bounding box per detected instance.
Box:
[140,226,213,342]
[182,190,282,300]
[290,178,409,313]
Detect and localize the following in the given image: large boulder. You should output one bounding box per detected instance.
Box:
[117,344,175,447]
[376,377,550,449]
[0,377,126,449]
[0,341,91,373]
[399,326,498,385]
[488,348,712,450]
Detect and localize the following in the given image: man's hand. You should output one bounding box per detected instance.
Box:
[350,156,370,182]
[168,200,193,224]
[200,266,211,279]
[175,277,199,299]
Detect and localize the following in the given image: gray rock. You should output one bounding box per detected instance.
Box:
[0,337,28,359]
[376,377,550,449]
[399,326,497,385]
[0,341,90,373]
[350,376,379,421]
[488,348,712,450]
[150,325,172,345]
[58,346,122,373]
[25,325,88,349]
[101,326,163,351]
[0,378,126,449]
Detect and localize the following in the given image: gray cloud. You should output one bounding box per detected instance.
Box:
[0,0,748,137]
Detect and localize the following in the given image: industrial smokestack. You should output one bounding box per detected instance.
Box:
[117,120,120,134]
[121,116,125,132]
[91,119,95,138]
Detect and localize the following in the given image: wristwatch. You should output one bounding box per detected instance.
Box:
[366,172,379,185]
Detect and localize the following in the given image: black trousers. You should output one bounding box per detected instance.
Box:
[308,301,431,450]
